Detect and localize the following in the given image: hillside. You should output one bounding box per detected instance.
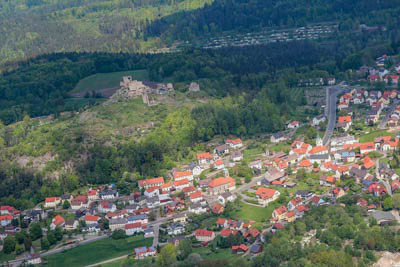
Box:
[1,0,400,63]
[0,0,212,63]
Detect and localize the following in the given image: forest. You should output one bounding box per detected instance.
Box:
[146,0,400,42]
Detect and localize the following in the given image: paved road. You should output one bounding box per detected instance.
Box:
[378,99,400,129]
[375,158,392,196]
[322,83,348,145]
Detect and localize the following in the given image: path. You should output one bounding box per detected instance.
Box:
[86,254,130,267]
[379,99,400,129]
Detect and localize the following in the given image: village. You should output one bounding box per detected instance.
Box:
[2,54,400,266]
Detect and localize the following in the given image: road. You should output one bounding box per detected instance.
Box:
[378,99,400,129]
[322,83,348,145]
[375,158,392,196]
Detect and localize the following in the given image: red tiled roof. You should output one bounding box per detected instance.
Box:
[256,187,276,200]
[173,171,192,179]
[338,116,351,123]
[174,178,189,187]
[208,177,235,188]
[195,229,214,237]
[299,159,312,167]
[84,215,99,222]
[45,197,60,203]
[309,146,327,154]
[52,215,65,226]
[220,229,232,237]
[197,153,213,160]
[216,218,226,225]
[0,215,12,221]
[190,191,202,200]
[226,138,242,145]
[274,206,287,215]
[212,203,224,214]
[125,222,142,229]
[138,177,164,187]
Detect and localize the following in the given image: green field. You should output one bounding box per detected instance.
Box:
[230,201,276,222]
[71,70,149,93]
[44,235,153,267]
[359,129,395,142]
[192,247,243,263]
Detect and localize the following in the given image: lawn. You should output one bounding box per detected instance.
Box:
[44,235,153,267]
[269,143,291,153]
[229,201,276,222]
[243,147,264,161]
[359,129,395,142]
[0,251,16,263]
[99,257,152,267]
[192,247,242,263]
[71,69,149,93]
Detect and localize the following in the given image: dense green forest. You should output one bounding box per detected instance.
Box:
[0,0,212,63]
[1,0,400,63]
[0,41,330,125]
[147,0,400,42]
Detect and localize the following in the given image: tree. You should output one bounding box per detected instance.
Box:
[54,227,63,241]
[30,222,43,240]
[15,231,26,244]
[3,236,16,254]
[24,237,32,251]
[47,231,56,245]
[41,238,50,250]
[111,229,126,240]
[157,243,177,267]
[15,243,24,255]
[392,194,400,209]
[63,200,71,209]
[177,239,192,260]
[383,196,393,211]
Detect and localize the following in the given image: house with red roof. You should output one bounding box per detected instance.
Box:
[220,228,233,238]
[160,182,172,194]
[0,215,12,227]
[125,222,144,236]
[272,206,287,221]
[298,159,312,170]
[243,228,260,241]
[362,157,375,169]
[360,142,375,154]
[338,116,352,131]
[286,211,296,222]
[216,218,227,228]
[98,201,116,213]
[138,177,164,190]
[214,159,225,170]
[194,229,215,242]
[368,183,387,197]
[294,205,309,218]
[51,215,65,230]
[392,180,400,192]
[84,215,100,225]
[0,206,16,216]
[232,244,248,254]
[144,186,160,198]
[208,177,236,195]
[288,121,300,129]
[44,197,61,208]
[173,171,193,182]
[173,178,190,191]
[212,203,224,214]
[255,187,280,206]
[287,197,302,211]
[87,189,99,201]
[197,152,213,165]
[309,146,328,155]
[319,175,336,187]
[189,191,203,203]
[226,138,243,149]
